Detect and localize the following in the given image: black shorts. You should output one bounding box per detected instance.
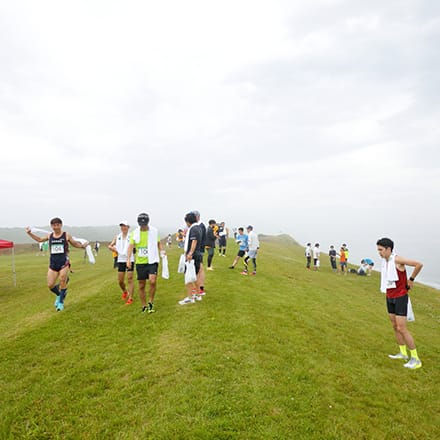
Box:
[136,263,158,280]
[237,250,246,258]
[191,254,202,274]
[386,294,408,316]
[49,257,70,272]
[118,262,134,273]
[219,236,227,247]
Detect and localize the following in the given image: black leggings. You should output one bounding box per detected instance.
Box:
[244,256,256,271]
[207,247,215,267]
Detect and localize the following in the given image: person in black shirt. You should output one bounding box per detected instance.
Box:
[205,219,219,270]
[191,210,207,296]
[179,212,203,305]
[329,245,337,272]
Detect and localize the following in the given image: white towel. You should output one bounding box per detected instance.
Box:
[115,232,133,263]
[132,226,160,263]
[184,224,195,253]
[73,237,95,264]
[30,227,51,236]
[380,254,399,293]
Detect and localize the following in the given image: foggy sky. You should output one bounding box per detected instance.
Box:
[1,1,439,284]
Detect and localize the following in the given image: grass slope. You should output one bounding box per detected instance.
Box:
[0,236,439,439]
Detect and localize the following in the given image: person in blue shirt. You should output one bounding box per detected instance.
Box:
[228,227,249,273]
[358,258,375,276]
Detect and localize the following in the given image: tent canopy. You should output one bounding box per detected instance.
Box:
[0,239,14,249]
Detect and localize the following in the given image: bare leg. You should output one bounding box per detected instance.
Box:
[118,272,126,293]
[389,314,416,350]
[127,271,134,300]
[138,280,147,308]
[148,275,157,304]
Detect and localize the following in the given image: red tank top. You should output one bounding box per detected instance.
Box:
[386,268,408,299]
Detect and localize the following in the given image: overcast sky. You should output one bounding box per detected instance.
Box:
[1,1,439,283]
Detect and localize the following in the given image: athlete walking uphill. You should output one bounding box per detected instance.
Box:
[127,213,165,314]
[377,237,423,370]
[108,220,135,305]
[26,218,88,311]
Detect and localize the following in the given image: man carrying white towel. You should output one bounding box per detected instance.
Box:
[108,220,135,305]
[376,237,423,370]
[127,213,165,314]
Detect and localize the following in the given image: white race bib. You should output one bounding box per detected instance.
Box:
[137,247,148,258]
[51,244,64,254]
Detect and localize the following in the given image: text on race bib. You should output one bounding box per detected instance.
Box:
[51,244,64,254]
[137,247,148,257]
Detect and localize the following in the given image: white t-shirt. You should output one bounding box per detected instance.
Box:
[313,247,320,259]
[248,230,259,251]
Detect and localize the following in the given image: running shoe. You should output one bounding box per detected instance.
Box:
[404,358,422,369]
[54,296,60,308]
[179,296,194,305]
[388,353,409,360]
[194,295,203,301]
[122,291,128,300]
[148,302,155,313]
[251,271,257,276]
[56,302,64,312]
[229,266,235,269]
[240,271,248,275]
[125,298,133,305]
[207,267,214,271]
[198,290,206,296]
[141,306,148,313]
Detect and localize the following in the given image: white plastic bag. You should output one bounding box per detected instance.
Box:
[177,254,186,273]
[407,297,415,322]
[184,260,197,284]
[161,255,169,279]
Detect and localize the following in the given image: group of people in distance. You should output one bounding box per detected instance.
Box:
[25,218,424,370]
[305,242,351,273]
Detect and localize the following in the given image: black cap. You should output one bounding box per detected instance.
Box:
[50,217,63,225]
[137,213,150,226]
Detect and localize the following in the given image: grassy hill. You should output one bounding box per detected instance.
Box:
[0,236,439,439]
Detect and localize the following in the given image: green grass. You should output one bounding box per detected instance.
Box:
[0,236,439,439]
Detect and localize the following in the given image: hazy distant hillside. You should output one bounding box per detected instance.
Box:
[0,226,120,243]
[1,225,173,243]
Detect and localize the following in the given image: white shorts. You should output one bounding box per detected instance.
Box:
[248,249,258,258]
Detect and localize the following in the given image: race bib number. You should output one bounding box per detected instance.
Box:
[137,247,148,258]
[51,244,64,254]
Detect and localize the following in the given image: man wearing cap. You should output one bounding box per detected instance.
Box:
[108,220,135,305]
[127,213,165,314]
[244,225,259,275]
